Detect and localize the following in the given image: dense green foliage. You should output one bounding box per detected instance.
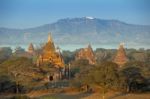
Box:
[0,57,35,93]
[72,60,150,93]
[62,50,75,64]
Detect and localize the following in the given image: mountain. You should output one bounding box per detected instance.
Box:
[0,17,150,48]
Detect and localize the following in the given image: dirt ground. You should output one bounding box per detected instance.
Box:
[37,92,150,99]
[0,90,150,99]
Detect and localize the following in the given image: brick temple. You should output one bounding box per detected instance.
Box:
[114,43,128,66]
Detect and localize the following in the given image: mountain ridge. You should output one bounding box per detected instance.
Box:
[1,17,150,30]
[0,17,150,48]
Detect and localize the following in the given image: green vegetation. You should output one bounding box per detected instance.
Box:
[0,57,35,93]
[0,47,12,63]
[39,96,59,99]
[0,47,149,98]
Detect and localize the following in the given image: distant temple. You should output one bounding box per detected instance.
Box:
[114,43,128,66]
[28,43,35,54]
[35,33,65,81]
[75,44,96,65]
[37,33,64,68]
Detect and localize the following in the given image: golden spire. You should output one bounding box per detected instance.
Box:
[48,33,53,43]
[87,43,92,49]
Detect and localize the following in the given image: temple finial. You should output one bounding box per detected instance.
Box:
[88,43,91,48]
[119,42,125,48]
[48,33,53,42]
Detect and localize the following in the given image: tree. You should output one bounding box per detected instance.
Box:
[93,62,119,99]
[62,50,75,64]
[119,61,149,92]
[14,46,25,54]
[119,66,145,92]
[74,61,119,99]
[0,47,12,63]
[0,75,14,93]
[95,49,116,62]
[70,59,91,78]
[124,61,150,79]
[0,57,35,93]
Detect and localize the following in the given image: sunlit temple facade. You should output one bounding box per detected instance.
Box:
[35,33,65,81]
[114,43,128,67]
[75,44,96,65]
[37,34,64,68]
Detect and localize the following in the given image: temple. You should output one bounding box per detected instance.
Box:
[75,44,96,65]
[37,33,64,68]
[114,43,128,66]
[28,43,35,54]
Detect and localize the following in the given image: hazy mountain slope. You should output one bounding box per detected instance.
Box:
[0,17,150,48]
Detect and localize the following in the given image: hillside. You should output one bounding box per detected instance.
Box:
[0,17,150,48]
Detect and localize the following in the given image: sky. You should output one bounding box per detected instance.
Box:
[0,0,150,29]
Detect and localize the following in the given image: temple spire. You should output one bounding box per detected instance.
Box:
[48,33,53,43]
[114,42,127,67]
[119,42,124,48]
[28,43,34,54]
[75,44,96,65]
[88,43,92,49]
[38,33,64,68]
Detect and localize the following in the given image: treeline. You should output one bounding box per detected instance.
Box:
[70,60,150,92]
[0,47,149,64]
[0,47,150,94]
[62,48,150,64]
[62,48,150,93]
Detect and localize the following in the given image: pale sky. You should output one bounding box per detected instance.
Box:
[0,0,150,29]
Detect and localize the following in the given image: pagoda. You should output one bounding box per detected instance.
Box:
[37,33,64,68]
[28,43,35,54]
[75,44,96,65]
[114,43,127,66]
